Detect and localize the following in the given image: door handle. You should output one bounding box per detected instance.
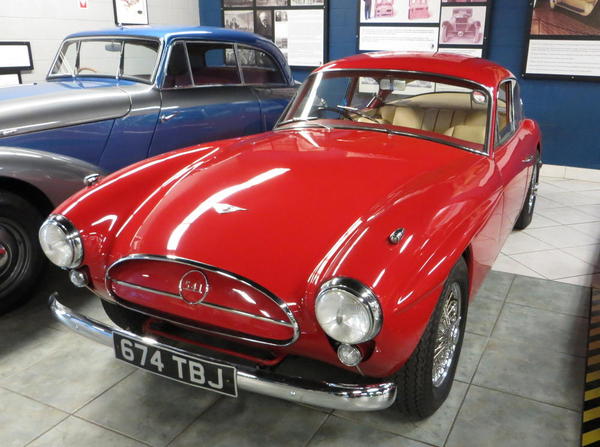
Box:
[160,113,178,123]
[522,155,534,163]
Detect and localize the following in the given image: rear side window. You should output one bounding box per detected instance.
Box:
[238,47,285,84]
[186,42,241,86]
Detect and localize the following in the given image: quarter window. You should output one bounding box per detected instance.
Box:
[496,81,514,145]
[164,42,193,88]
[121,40,160,81]
[238,47,285,84]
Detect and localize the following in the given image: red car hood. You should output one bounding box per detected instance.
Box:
[107,128,477,301]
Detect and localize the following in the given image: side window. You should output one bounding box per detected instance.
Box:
[186,42,241,86]
[512,80,524,123]
[164,42,192,88]
[51,41,78,75]
[495,81,514,145]
[238,47,285,84]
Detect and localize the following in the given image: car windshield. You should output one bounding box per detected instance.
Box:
[278,70,491,153]
[49,38,160,83]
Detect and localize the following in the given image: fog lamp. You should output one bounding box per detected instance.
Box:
[337,343,363,367]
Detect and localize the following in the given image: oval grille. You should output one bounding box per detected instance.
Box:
[106,255,299,346]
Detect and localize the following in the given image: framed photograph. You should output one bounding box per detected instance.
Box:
[523,0,600,80]
[224,10,255,32]
[224,0,253,6]
[0,42,33,71]
[113,0,149,26]
[223,0,328,68]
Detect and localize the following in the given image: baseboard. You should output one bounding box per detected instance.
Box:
[540,164,600,182]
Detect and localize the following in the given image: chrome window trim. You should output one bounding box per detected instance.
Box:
[276,68,494,156]
[105,253,300,346]
[316,277,382,344]
[160,39,289,90]
[47,36,163,85]
[495,78,518,148]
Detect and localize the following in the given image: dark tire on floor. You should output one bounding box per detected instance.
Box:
[514,154,540,230]
[0,191,46,315]
[393,257,468,419]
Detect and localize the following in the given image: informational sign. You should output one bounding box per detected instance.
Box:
[358,0,492,58]
[113,0,149,26]
[524,0,600,80]
[222,0,327,68]
[0,42,33,71]
[0,74,21,87]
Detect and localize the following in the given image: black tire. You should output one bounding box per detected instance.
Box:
[0,191,46,315]
[514,155,540,230]
[394,257,468,419]
[101,299,147,333]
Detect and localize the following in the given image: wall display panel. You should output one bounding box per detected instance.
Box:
[0,42,33,71]
[358,0,492,57]
[523,0,600,80]
[0,73,21,86]
[222,0,327,68]
[113,0,149,26]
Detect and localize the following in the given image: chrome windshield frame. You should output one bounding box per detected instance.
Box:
[275,68,494,157]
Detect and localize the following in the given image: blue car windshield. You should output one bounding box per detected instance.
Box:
[49,38,160,83]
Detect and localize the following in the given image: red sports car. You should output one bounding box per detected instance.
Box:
[42,53,541,418]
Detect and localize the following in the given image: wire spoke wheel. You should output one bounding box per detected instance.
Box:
[432,282,462,388]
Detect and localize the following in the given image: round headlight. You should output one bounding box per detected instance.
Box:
[39,215,83,269]
[315,277,382,345]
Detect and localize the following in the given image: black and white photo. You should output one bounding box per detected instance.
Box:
[255,9,274,39]
[224,10,254,32]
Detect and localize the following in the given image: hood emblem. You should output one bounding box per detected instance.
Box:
[179,270,209,304]
[213,203,247,214]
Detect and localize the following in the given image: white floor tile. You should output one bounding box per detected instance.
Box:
[536,207,599,225]
[539,191,600,206]
[555,180,600,192]
[555,273,600,288]
[567,222,600,240]
[534,196,564,211]
[491,254,544,278]
[527,213,562,229]
[510,249,597,280]
[524,226,598,249]
[501,231,554,255]
[582,205,600,218]
[562,244,600,268]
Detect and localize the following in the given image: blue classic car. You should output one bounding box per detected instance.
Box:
[0,26,296,172]
[0,26,295,313]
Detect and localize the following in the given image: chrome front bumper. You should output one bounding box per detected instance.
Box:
[49,293,397,411]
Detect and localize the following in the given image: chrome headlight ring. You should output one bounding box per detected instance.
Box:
[39,214,83,269]
[315,277,382,345]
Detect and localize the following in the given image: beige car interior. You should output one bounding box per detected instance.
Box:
[355,92,488,145]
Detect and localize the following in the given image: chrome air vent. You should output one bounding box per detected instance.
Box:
[105,254,299,346]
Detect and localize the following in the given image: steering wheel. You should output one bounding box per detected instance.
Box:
[77,67,98,74]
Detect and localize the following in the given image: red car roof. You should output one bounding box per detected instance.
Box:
[314,52,514,89]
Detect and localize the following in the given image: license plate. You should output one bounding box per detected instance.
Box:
[113,333,237,397]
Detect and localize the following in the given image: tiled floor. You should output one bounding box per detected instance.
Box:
[0,173,597,447]
[494,175,600,288]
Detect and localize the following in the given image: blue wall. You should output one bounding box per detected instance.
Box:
[200,0,599,169]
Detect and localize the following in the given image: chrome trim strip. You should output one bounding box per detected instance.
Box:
[49,293,396,411]
[110,278,294,328]
[105,254,300,346]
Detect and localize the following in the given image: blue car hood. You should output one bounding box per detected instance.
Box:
[0,79,131,138]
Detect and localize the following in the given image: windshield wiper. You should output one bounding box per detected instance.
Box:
[277,117,331,129]
[334,105,381,124]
